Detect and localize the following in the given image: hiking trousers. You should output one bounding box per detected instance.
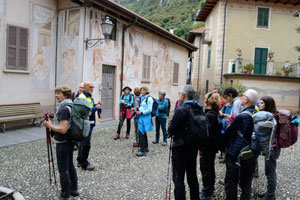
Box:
[77,129,92,167]
[56,142,78,198]
[200,149,217,196]
[138,131,148,152]
[117,115,131,135]
[172,146,200,200]
[264,149,280,199]
[155,116,167,142]
[225,154,256,200]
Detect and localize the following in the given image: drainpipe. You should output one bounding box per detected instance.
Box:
[54,0,59,108]
[196,36,202,92]
[120,18,137,97]
[220,0,229,85]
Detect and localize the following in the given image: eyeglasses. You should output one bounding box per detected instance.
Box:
[89,86,95,88]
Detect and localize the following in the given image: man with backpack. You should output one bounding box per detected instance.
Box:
[168,85,208,200]
[224,89,259,200]
[152,90,169,146]
[77,81,102,171]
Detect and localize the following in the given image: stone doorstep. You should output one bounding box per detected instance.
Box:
[0,186,25,200]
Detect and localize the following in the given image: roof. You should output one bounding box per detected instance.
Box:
[197,0,300,21]
[187,27,205,43]
[88,0,197,51]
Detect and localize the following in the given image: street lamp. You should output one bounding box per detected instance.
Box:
[85,16,114,49]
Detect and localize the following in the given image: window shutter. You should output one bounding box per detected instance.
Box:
[7,26,17,69]
[263,8,269,27]
[147,55,151,80]
[19,28,28,70]
[143,54,146,79]
[207,49,211,68]
[257,8,263,26]
[173,63,179,84]
[257,8,269,27]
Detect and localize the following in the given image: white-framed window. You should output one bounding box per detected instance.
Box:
[172,62,179,85]
[142,54,151,82]
[6,25,28,71]
[256,7,271,29]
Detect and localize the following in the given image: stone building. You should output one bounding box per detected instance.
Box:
[190,0,300,112]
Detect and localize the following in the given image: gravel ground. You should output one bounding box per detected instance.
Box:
[0,122,299,200]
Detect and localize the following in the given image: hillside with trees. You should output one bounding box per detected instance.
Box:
[115,0,205,39]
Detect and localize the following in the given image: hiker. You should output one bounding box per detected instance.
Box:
[77,81,102,171]
[114,86,134,140]
[257,96,280,200]
[213,88,226,110]
[174,98,182,112]
[132,87,141,147]
[200,93,221,200]
[44,85,79,199]
[152,90,169,146]
[168,85,202,200]
[224,89,259,200]
[134,86,153,157]
[223,87,242,123]
[72,82,84,101]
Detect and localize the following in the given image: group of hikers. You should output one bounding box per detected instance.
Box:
[44,82,298,200]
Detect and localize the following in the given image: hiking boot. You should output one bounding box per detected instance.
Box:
[56,196,69,200]
[133,143,140,147]
[114,133,120,140]
[162,141,167,146]
[152,139,158,144]
[136,151,146,157]
[81,164,95,171]
[257,193,265,198]
[125,133,129,139]
[200,191,212,200]
[70,190,79,197]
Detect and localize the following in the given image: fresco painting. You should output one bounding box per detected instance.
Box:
[31,3,54,26]
[0,0,5,16]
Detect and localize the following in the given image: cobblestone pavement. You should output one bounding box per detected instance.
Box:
[0,122,299,200]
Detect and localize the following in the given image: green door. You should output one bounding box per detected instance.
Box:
[254,48,268,75]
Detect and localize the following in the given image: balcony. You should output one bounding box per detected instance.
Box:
[226,59,300,78]
[202,29,212,44]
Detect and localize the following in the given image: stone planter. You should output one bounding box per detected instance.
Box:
[0,187,25,200]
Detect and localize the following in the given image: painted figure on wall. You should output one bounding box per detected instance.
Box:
[62,49,76,74]
[92,48,103,81]
[32,47,46,81]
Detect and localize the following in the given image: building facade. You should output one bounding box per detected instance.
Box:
[0,0,196,124]
[191,0,300,112]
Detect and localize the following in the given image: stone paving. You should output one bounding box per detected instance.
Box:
[0,122,299,199]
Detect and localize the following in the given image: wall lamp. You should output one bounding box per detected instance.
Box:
[85,16,114,50]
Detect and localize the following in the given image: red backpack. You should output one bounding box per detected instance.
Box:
[275,109,298,148]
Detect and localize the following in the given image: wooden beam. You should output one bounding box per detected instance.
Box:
[284,0,291,5]
[274,0,281,4]
[294,1,300,6]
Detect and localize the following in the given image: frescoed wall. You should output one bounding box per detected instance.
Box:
[0,0,5,17]
[30,3,56,90]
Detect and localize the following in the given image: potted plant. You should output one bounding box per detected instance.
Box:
[243,63,254,74]
[235,48,242,57]
[281,65,293,76]
[275,69,282,76]
[268,51,274,60]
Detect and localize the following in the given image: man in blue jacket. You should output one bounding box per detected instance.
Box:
[153,90,169,146]
[224,89,259,200]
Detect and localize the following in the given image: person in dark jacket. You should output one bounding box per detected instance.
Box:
[224,89,259,200]
[168,85,201,200]
[77,81,102,171]
[44,85,79,200]
[257,96,280,200]
[200,93,221,200]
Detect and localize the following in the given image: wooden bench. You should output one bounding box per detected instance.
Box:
[0,102,44,133]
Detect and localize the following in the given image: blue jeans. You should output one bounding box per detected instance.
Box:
[56,142,78,198]
[155,116,167,142]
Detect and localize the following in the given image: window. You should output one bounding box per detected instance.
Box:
[257,8,269,27]
[173,62,179,84]
[207,49,211,68]
[142,54,151,82]
[206,80,209,93]
[6,25,28,71]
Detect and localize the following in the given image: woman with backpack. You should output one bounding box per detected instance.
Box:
[132,87,141,147]
[114,86,134,140]
[257,96,280,200]
[134,86,154,157]
[200,93,221,200]
[44,85,79,200]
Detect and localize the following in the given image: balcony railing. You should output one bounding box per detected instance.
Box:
[202,29,212,44]
[227,60,299,77]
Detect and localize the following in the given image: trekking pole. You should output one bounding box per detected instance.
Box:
[45,114,57,186]
[165,137,173,200]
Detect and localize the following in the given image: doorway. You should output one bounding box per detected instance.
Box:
[101,65,115,120]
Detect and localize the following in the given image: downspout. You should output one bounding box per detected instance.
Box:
[54,0,59,107]
[196,36,202,92]
[220,0,229,85]
[120,18,137,97]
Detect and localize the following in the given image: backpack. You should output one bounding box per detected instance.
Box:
[145,96,158,117]
[66,98,92,142]
[275,109,298,148]
[207,110,226,151]
[173,103,209,150]
[166,98,171,116]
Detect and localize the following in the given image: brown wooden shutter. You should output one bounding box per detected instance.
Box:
[18,28,28,70]
[173,62,179,84]
[147,55,151,80]
[7,25,17,69]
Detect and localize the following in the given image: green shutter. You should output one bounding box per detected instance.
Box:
[257,8,269,27]
[254,48,268,75]
[206,80,209,93]
[207,49,211,68]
